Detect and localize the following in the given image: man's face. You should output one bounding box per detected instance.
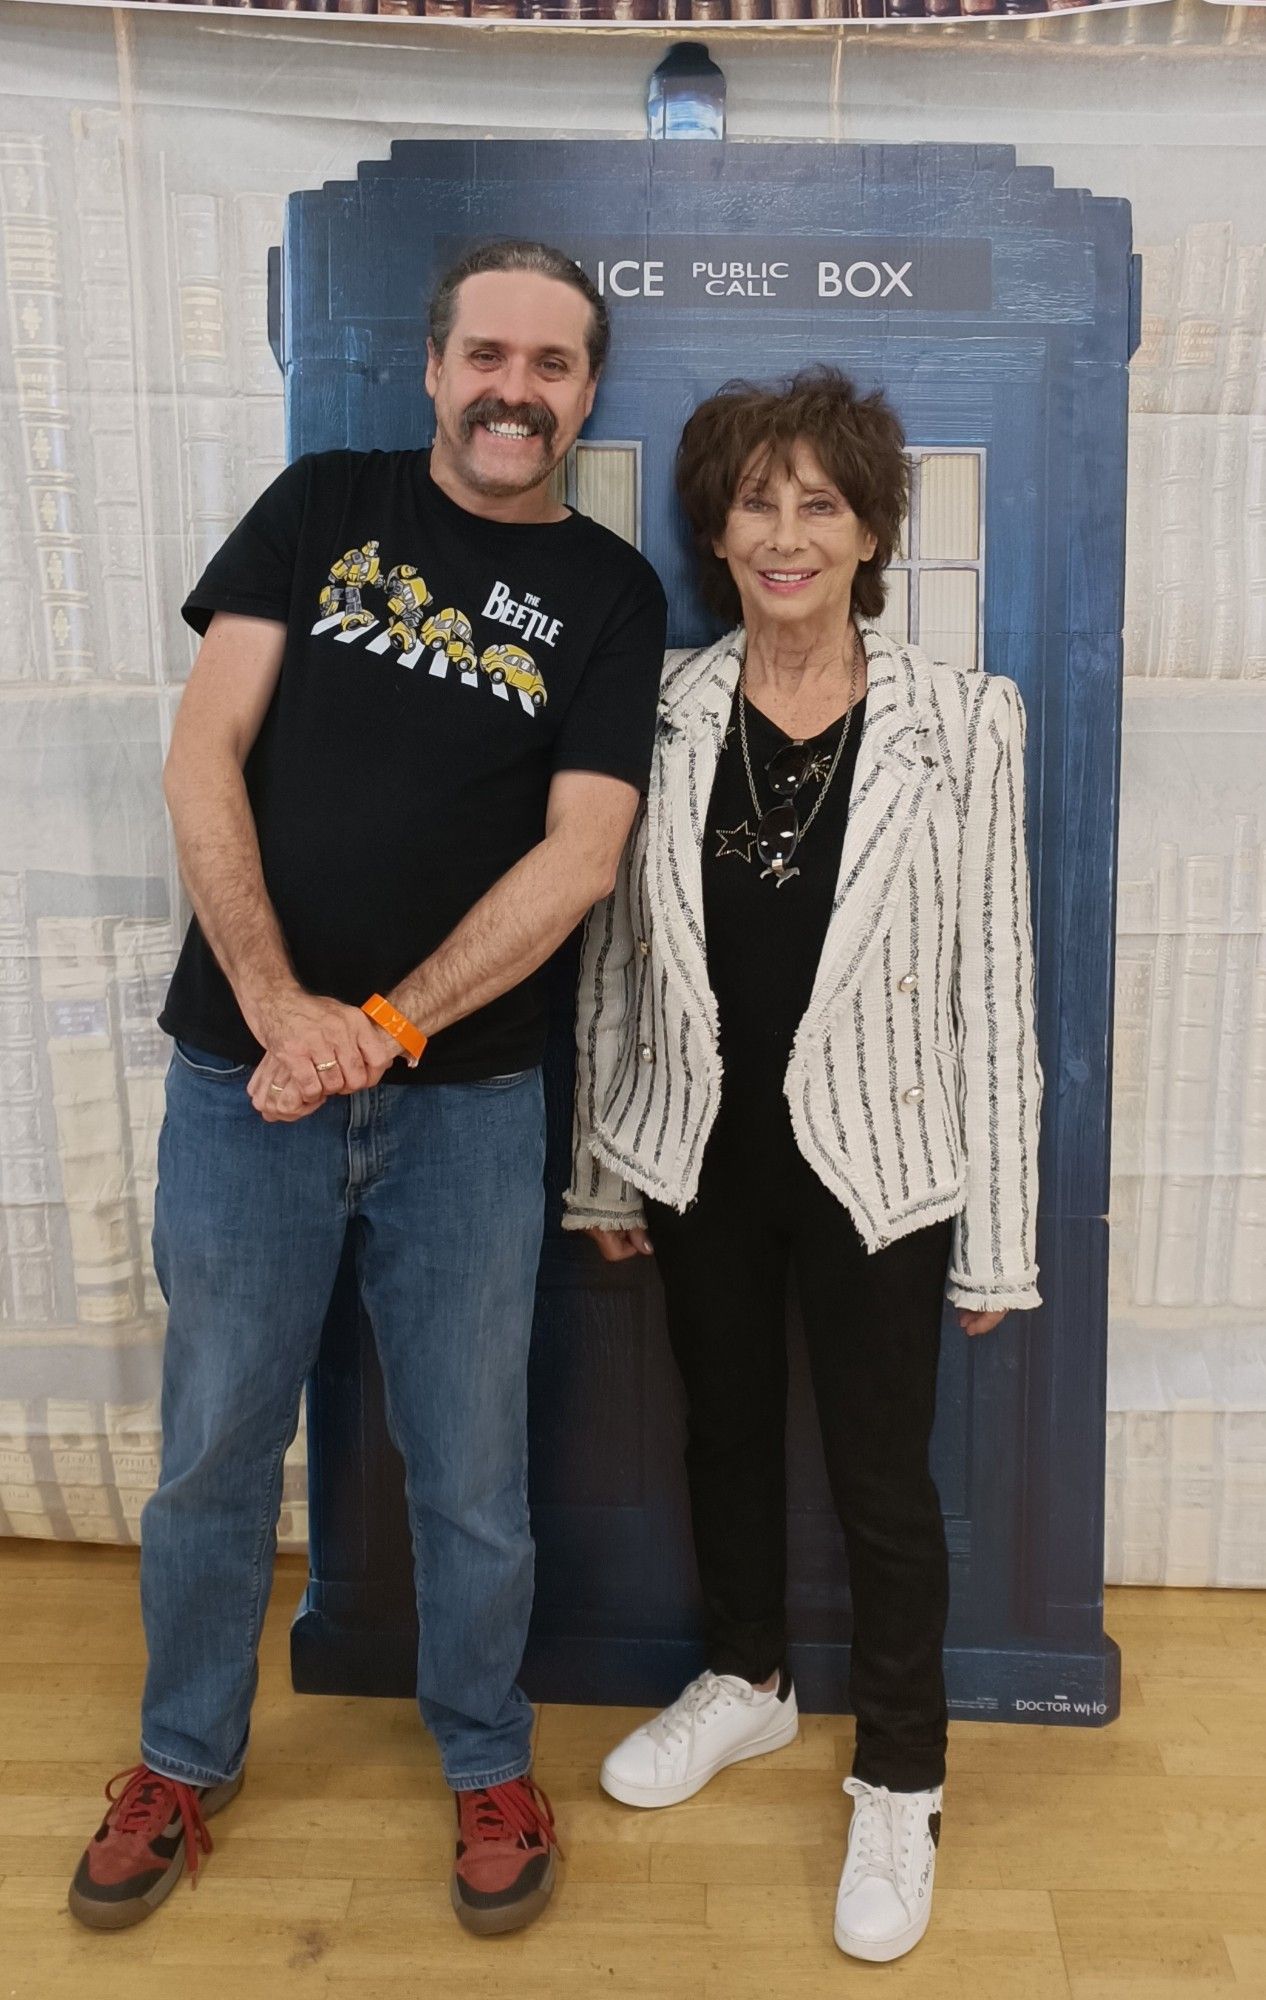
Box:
[425,271,599,500]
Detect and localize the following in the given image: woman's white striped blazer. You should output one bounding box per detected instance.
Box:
[562,621,1044,1314]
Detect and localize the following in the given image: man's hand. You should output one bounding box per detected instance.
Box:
[957,1308,1007,1337]
[585,1225,654,1263]
[246,989,400,1121]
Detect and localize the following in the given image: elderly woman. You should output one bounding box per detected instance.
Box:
[563,368,1042,1964]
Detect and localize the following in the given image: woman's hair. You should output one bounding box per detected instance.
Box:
[675,365,909,624]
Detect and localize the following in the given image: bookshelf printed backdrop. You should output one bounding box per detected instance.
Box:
[8,0,1257,25]
[1,18,1264,1584]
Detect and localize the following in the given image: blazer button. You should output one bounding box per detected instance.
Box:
[898,972,917,993]
[903,1085,925,1105]
[639,1044,654,1064]
[637,937,650,956]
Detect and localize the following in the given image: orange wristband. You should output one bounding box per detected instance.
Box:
[362,994,427,1066]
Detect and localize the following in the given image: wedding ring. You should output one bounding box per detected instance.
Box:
[315,1060,339,1072]
[268,1083,286,1094]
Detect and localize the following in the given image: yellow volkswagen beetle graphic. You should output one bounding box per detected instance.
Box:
[382,563,433,650]
[421,606,478,674]
[318,541,382,631]
[480,644,548,708]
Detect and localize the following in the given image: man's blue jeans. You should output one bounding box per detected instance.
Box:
[139,1040,545,1793]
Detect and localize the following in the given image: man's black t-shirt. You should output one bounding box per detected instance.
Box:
[160,449,668,1082]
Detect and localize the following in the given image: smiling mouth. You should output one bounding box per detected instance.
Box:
[481,420,540,442]
[759,569,819,587]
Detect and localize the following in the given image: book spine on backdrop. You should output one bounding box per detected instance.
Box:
[44,1398,121,1539]
[1124,417,1154,678]
[233,194,287,501]
[1155,416,1206,681]
[1223,243,1265,419]
[71,108,153,687]
[1172,220,1231,418]
[111,918,174,1322]
[1154,855,1226,1307]
[0,875,57,1330]
[1229,953,1266,1313]
[1204,823,1262,1303]
[0,409,36,683]
[0,136,94,682]
[170,193,235,588]
[1131,241,1178,420]
[1134,843,1180,1305]
[1207,415,1245,680]
[38,916,141,1328]
[1246,426,1266,684]
[105,1403,163,1544]
[1110,910,1153,1305]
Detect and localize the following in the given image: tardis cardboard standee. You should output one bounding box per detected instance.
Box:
[284,137,1135,1725]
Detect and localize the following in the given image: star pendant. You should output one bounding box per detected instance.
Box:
[716,819,757,863]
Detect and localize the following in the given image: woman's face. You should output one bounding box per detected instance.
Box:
[715,439,878,634]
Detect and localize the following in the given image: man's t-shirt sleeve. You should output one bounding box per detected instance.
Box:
[181,457,312,637]
[551,558,668,792]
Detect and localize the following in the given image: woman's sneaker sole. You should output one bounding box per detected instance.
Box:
[68,1770,244,1931]
[834,1903,932,1963]
[599,1706,799,1809]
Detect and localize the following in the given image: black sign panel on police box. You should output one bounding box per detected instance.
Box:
[571,237,993,310]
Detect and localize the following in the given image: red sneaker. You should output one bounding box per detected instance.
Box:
[450,1774,560,1935]
[69,1763,243,1930]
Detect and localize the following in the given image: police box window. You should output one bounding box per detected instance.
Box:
[878,450,985,676]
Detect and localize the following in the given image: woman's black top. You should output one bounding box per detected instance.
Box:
[701,687,868,1120]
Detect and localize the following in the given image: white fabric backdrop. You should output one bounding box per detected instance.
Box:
[0,0,1263,1580]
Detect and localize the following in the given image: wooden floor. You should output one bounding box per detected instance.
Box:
[1,1542,1265,2000]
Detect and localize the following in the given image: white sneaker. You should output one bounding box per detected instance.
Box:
[599,1668,799,1809]
[833,1777,942,1962]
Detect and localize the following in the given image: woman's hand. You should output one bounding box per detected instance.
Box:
[957,1309,1007,1337]
[585,1226,655,1262]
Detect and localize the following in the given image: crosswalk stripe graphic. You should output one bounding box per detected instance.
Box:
[309,618,539,717]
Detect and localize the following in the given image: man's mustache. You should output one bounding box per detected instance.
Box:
[460,397,558,450]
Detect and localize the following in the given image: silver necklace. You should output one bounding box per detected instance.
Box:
[733,624,863,871]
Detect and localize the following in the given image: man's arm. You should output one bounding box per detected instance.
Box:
[165,611,397,1098]
[391,767,639,1035]
[250,766,641,1120]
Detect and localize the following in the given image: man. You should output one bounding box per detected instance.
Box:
[69,240,667,1938]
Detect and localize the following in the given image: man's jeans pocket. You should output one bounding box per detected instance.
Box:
[172,1040,251,1081]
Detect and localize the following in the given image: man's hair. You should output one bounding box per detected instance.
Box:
[675,366,909,624]
[428,240,610,378]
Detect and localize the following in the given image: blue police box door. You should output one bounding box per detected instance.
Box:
[282,137,1135,1725]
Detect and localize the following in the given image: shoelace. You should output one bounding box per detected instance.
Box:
[646,1670,754,1752]
[843,1779,926,1901]
[105,1764,214,1887]
[463,1776,562,1858]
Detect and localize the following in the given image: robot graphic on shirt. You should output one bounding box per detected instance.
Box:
[318,542,382,631]
[420,605,479,674]
[382,564,434,651]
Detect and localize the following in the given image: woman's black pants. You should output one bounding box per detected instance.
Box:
[646,1090,953,1793]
